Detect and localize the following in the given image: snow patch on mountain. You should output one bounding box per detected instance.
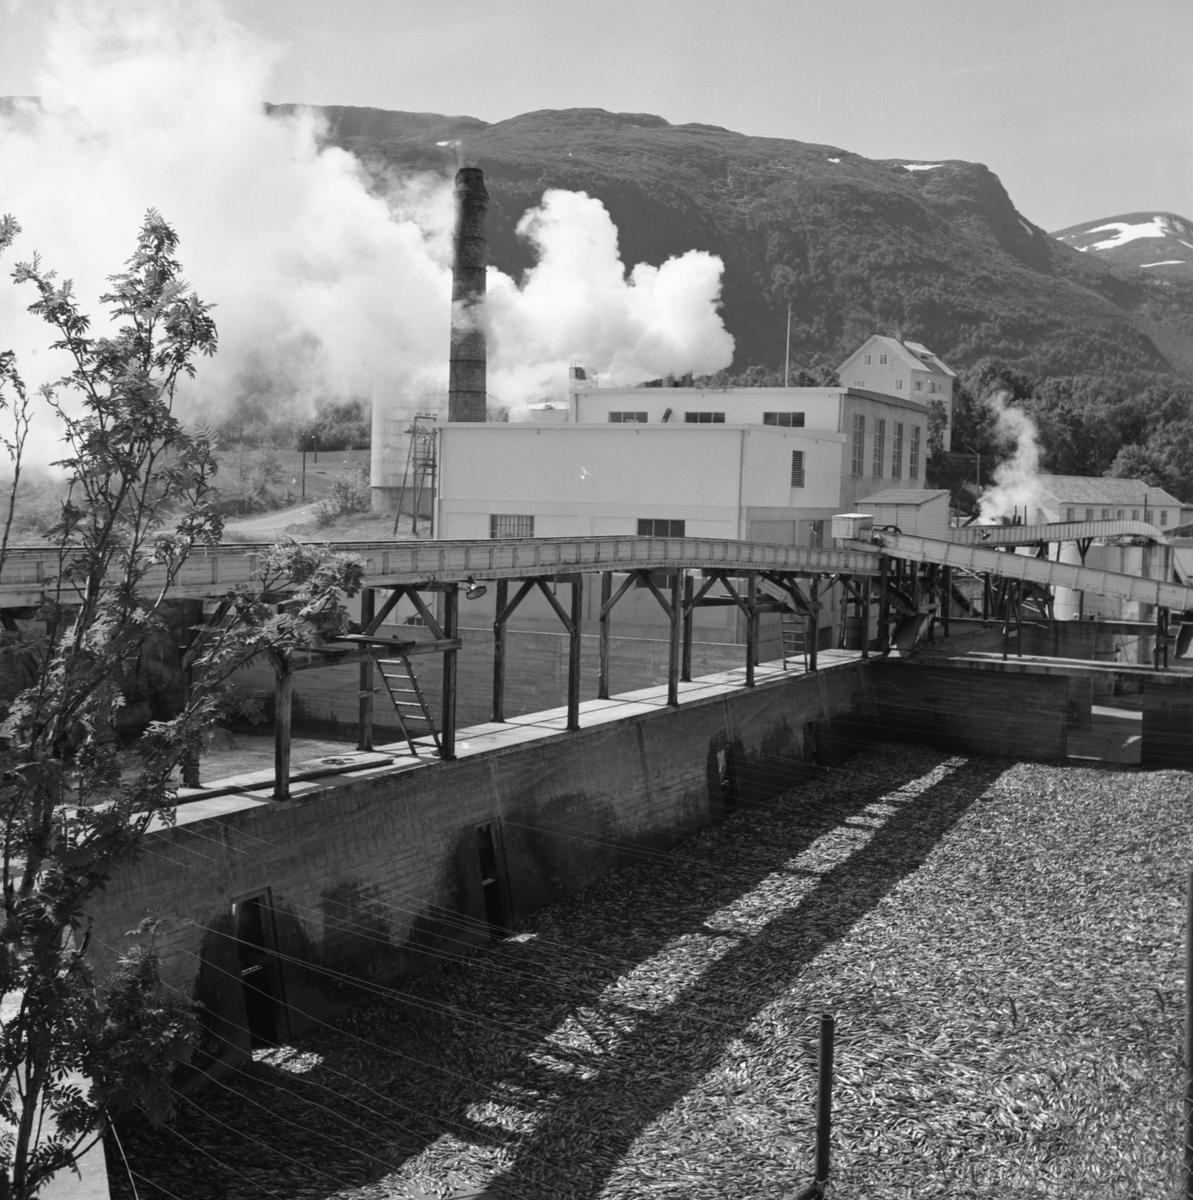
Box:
[1086,216,1175,250]
[903,163,942,171]
[1141,260,1186,267]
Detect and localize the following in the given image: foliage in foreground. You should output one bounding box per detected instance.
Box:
[0,212,362,1198]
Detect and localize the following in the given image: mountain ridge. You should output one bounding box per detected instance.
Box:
[293,103,1193,391]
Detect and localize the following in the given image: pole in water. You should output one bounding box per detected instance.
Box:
[790,1013,835,1200]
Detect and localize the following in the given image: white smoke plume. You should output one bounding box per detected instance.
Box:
[0,0,454,457]
[1,1,735,463]
[485,189,735,409]
[977,391,1043,523]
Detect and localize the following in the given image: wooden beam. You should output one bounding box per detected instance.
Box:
[535,579,576,634]
[668,571,682,706]
[567,575,583,730]
[808,575,819,673]
[598,571,612,700]
[746,573,757,688]
[861,574,870,660]
[358,587,375,752]
[364,586,405,635]
[273,652,292,801]
[406,588,446,640]
[493,578,508,722]
[878,556,891,656]
[440,585,458,760]
[681,573,694,682]
[496,578,537,626]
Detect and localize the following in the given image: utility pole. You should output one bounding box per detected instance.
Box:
[784,302,792,386]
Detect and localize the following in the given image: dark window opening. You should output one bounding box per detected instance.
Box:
[763,411,806,427]
[716,746,738,814]
[234,894,287,1048]
[608,411,648,423]
[476,824,509,939]
[683,411,725,423]
[637,519,686,537]
[490,514,534,538]
[790,451,805,488]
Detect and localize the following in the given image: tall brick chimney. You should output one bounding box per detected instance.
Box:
[448,166,488,422]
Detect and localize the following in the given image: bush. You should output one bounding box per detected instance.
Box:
[312,463,372,527]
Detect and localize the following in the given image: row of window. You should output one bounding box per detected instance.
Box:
[1063,506,1170,526]
[608,411,808,425]
[850,378,942,394]
[850,414,921,479]
[492,515,833,549]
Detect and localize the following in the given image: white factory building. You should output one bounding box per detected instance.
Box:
[433,381,937,545]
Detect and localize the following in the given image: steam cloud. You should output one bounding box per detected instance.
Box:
[977,391,1043,523]
[0,0,734,461]
[0,0,453,454]
[486,190,735,407]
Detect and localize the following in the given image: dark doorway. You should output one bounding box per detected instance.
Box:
[476,824,510,939]
[234,893,287,1047]
[716,746,738,814]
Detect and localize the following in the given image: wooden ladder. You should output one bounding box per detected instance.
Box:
[374,653,442,756]
[781,613,809,671]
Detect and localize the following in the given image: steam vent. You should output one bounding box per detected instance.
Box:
[448,166,488,422]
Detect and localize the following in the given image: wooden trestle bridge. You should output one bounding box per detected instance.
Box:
[3,525,1192,797]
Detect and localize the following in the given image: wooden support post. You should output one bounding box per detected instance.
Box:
[878,556,890,655]
[598,571,612,700]
[441,585,458,760]
[273,653,292,801]
[567,575,583,730]
[493,579,508,722]
[808,575,819,672]
[941,565,951,639]
[746,573,757,687]
[681,573,694,682]
[668,571,682,706]
[357,587,375,751]
[861,577,871,661]
[180,599,204,788]
[1156,605,1169,670]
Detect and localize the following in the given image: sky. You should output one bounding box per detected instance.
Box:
[3,0,1188,232]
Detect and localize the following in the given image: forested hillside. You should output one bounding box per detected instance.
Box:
[298,104,1193,395]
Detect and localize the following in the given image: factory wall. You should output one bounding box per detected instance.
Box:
[83,659,868,1070]
[435,423,845,542]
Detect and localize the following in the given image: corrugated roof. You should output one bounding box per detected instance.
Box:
[1036,474,1184,508]
[859,488,949,506]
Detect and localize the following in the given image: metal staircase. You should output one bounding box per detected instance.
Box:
[373,652,442,756]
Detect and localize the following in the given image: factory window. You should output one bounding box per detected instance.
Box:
[1085,508,1094,521]
[1161,510,1169,525]
[908,426,921,479]
[864,353,872,365]
[879,353,888,365]
[1132,509,1140,520]
[851,413,865,477]
[490,514,534,539]
[763,411,806,427]
[637,519,686,537]
[684,411,725,423]
[1145,508,1153,523]
[895,379,904,391]
[809,520,824,549]
[891,423,904,479]
[1065,507,1075,521]
[872,418,886,477]
[852,380,865,388]
[1101,508,1110,519]
[914,380,924,392]
[608,411,648,423]
[1116,509,1125,519]
[790,451,805,488]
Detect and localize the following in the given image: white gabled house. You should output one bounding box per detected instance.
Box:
[836,336,955,450]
